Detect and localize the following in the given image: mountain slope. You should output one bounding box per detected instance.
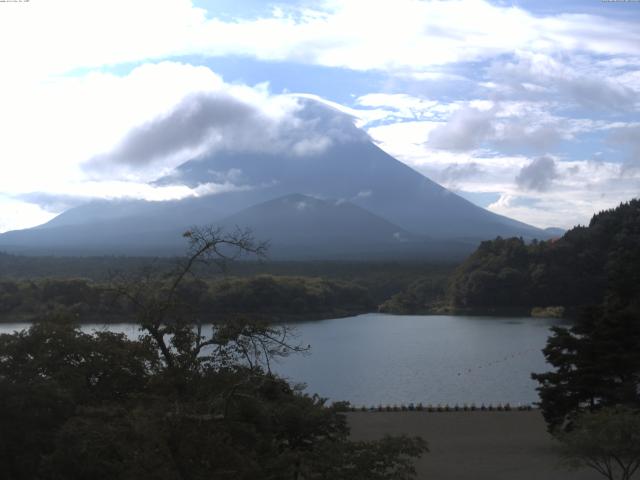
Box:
[0,99,551,257]
[215,193,465,259]
[158,139,543,240]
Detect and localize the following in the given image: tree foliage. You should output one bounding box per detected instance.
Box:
[532,304,640,431]
[0,275,373,324]
[530,201,640,432]
[378,276,447,314]
[0,226,427,479]
[447,199,640,312]
[557,407,640,480]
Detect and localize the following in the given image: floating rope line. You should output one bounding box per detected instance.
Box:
[455,347,540,377]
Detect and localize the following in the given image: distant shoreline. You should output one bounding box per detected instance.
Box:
[0,309,572,325]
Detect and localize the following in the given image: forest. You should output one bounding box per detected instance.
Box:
[0,275,377,324]
[381,199,640,316]
[0,253,453,323]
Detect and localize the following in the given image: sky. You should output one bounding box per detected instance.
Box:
[0,0,639,232]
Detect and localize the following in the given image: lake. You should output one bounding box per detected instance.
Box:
[0,313,565,407]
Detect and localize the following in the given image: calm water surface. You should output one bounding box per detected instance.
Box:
[0,314,565,406]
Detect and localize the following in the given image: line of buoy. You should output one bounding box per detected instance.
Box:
[455,348,539,377]
[344,403,536,413]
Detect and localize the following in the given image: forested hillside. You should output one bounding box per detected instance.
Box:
[447,199,640,314]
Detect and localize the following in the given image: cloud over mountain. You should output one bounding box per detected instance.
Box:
[85,84,368,180]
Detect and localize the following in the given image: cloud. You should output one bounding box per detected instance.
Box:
[0,197,57,234]
[0,61,244,194]
[493,120,565,152]
[428,106,495,151]
[3,0,640,82]
[608,125,640,172]
[86,92,262,170]
[16,193,90,214]
[355,94,440,120]
[515,156,559,191]
[488,52,638,111]
[438,162,484,186]
[355,94,573,157]
[16,181,249,211]
[85,88,368,178]
[413,97,606,154]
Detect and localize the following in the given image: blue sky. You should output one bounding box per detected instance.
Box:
[0,0,638,231]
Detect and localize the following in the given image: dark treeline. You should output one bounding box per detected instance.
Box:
[0,253,455,322]
[379,199,638,315]
[378,276,448,314]
[0,275,379,324]
[0,253,159,281]
[0,253,452,285]
[447,199,639,313]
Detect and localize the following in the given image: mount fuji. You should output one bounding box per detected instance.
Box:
[0,99,551,259]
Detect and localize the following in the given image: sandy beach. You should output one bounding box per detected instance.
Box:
[347,410,601,480]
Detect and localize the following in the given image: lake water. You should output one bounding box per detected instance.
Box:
[0,313,565,407]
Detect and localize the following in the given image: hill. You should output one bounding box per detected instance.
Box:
[216,194,476,260]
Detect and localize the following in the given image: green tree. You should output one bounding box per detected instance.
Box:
[447,199,640,313]
[532,304,640,432]
[0,226,428,479]
[557,407,640,480]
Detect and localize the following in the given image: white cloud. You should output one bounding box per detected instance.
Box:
[486,189,638,230]
[487,52,639,110]
[428,106,496,151]
[0,62,237,195]
[608,124,640,171]
[486,160,640,229]
[359,93,632,157]
[0,61,367,190]
[356,94,440,120]
[2,0,639,81]
[0,198,57,233]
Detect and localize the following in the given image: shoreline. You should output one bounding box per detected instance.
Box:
[0,309,567,325]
